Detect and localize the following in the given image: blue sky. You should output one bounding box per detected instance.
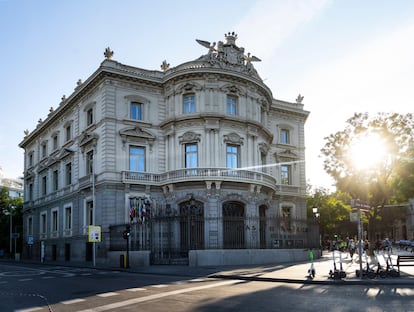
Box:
[1,0,413,190]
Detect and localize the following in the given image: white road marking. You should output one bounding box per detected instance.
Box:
[18,278,33,282]
[126,287,146,291]
[15,307,43,312]
[188,278,208,282]
[97,292,118,297]
[151,284,168,288]
[77,280,238,312]
[41,276,55,279]
[61,298,86,305]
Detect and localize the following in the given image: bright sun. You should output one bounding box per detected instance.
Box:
[349,133,387,171]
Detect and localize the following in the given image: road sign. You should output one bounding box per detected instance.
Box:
[27,235,34,244]
[350,199,371,211]
[12,233,20,239]
[350,212,358,222]
[87,226,101,242]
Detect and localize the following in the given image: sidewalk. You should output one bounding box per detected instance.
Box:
[209,250,414,285]
[3,250,414,286]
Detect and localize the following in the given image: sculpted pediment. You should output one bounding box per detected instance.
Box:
[119,126,155,147]
[223,132,244,145]
[275,149,298,160]
[79,132,99,148]
[179,131,201,144]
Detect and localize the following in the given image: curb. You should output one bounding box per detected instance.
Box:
[209,274,414,286]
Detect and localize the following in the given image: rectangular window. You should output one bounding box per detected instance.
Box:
[42,176,47,195]
[41,143,47,158]
[226,144,239,169]
[66,125,72,141]
[185,143,198,174]
[280,165,291,185]
[86,201,93,226]
[131,102,143,120]
[53,134,58,150]
[227,95,237,115]
[280,129,290,144]
[65,207,72,230]
[183,94,195,113]
[65,163,72,185]
[129,146,145,172]
[52,210,58,232]
[87,108,94,126]
[29,183,33,201]
[28,216,33,235]
[53,169,59,191]
[41,213,47,234]
[86,150,94,175]
[28,153,33,167]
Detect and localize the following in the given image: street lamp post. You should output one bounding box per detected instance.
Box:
[312,207,321,257]
[9,205,13,257]
[357,201,363,279]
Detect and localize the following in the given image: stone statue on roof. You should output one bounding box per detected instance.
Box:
[195,32,262,79]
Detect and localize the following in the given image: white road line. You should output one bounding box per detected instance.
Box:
[97,292,118,297]
[81,273,92,276]
[151,284,169,288]
[189,278,208,282]
[77,280,238,312]
[41,276,55,279]
[61,298,86,305]
[15,307,43,312]
[126,287,146,292]
[18,278,33,282]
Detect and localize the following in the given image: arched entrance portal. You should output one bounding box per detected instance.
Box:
[223,202,245,249]
[179,198,204,257]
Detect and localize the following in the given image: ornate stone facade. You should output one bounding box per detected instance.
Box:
[19,33,310,265]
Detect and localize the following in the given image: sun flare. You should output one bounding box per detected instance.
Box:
[349,133,387,170]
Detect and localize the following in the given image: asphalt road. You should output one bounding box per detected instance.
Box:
[1,262,414,312]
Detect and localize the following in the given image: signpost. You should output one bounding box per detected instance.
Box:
[88,225,101,267]
[350,199,370,279]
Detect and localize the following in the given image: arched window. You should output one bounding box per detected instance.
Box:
[222,202,245,249]
[179,198,204,254]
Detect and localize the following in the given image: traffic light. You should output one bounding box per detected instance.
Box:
[122,225,131,240]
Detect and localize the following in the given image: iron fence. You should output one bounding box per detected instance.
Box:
[109,215,319,264]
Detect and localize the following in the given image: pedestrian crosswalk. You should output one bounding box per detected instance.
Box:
[15,277,233,312]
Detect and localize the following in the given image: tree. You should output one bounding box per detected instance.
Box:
[0,188,23,255]
[321,112,414,241]
[393,145,414,202]
[307,186,352,243]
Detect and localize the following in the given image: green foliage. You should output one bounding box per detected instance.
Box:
[0,188,23,253]
[307,187,352,238]
[320,112,414,241]
[392,145,414,202]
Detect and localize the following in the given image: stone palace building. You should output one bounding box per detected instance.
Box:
[19,33,311,266]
